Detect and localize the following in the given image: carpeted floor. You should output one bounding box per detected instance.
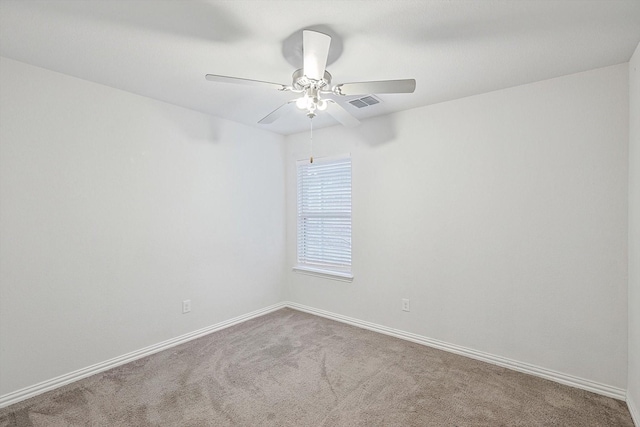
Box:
[0,308,634,426]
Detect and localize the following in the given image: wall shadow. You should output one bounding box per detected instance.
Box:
[351,113,398,148]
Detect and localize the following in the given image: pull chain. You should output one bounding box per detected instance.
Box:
[309,118,314,163]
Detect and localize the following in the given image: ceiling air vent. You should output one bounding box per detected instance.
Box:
[349,95,381,108]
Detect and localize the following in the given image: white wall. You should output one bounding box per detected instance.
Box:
[0,54,632,405]
[285,64,629,390]
[628,41,640,421]
[0,57,286,396]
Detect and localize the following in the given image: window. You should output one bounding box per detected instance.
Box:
[295,155,352,281]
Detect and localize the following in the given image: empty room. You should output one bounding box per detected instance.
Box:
[1,1,639,425]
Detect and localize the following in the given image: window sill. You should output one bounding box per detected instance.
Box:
[292,266,353,282]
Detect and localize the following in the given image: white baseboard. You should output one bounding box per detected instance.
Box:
[0,301,628,411]
[284,302,627,401]
[628,390,640,427]
[0,302,286,409]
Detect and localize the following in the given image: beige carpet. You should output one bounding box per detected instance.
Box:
[0,308,634,426]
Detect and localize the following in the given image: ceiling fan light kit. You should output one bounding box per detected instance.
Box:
[205,29,416,127]
[290,68,332,118]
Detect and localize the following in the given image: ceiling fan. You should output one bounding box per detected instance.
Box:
[205,30,416,128]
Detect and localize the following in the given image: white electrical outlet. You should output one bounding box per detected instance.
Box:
[402,299,410,312]
[182,299,191,314]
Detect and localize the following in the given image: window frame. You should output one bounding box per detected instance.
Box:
[293,154,353,282]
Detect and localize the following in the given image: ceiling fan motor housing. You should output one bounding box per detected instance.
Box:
[292,68,332,91]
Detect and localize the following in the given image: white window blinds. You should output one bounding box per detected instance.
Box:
[296,155,352,275]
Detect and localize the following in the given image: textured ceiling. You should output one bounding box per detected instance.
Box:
[1,0,640,135]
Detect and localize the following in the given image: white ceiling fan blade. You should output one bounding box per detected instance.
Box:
[303,30,331,81]
[334,79,416,96]
[205,74,287,91]
[258,101,296,124]
[326,100,360,128]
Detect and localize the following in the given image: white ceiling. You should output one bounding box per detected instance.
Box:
[1,0,640,135]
